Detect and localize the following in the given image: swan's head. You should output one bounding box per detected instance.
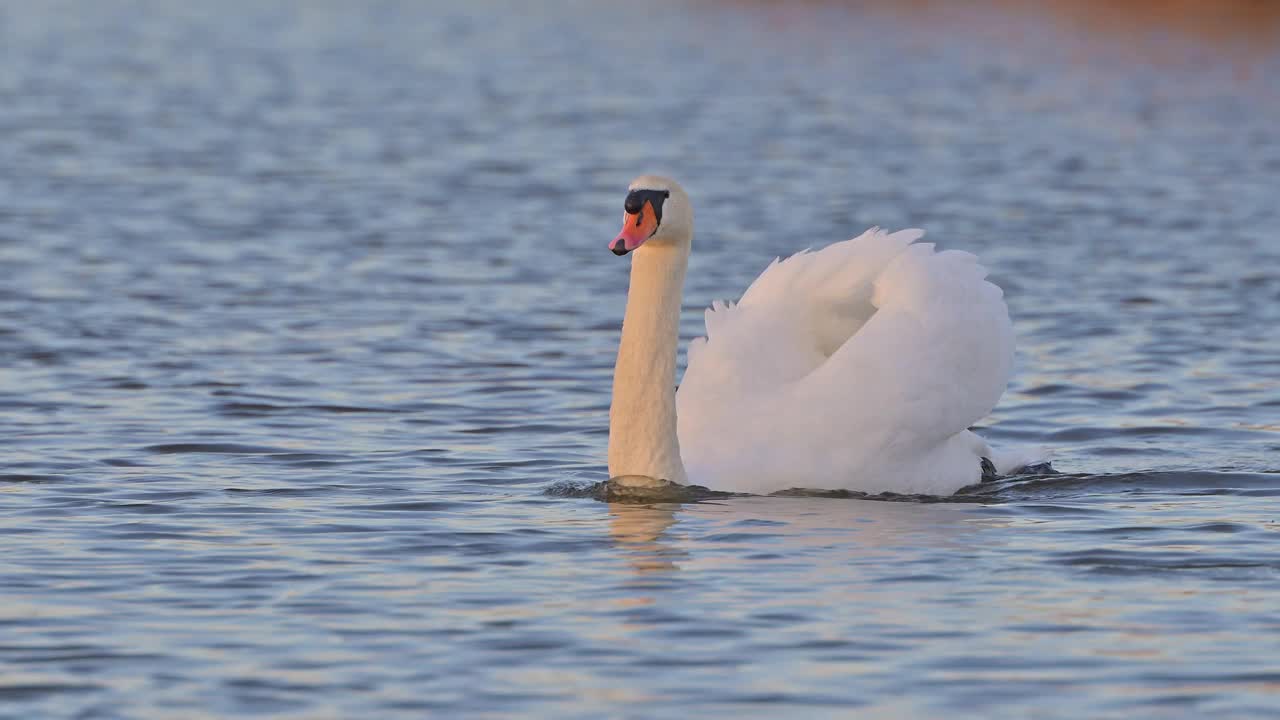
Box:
[609,175,692,256]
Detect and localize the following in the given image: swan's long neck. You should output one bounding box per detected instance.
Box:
[608,243,689,485]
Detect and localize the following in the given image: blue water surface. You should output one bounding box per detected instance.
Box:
[2,1,1279,717]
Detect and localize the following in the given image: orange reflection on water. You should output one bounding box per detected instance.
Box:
[1002,0,1280,51]
[728,0,1280,66]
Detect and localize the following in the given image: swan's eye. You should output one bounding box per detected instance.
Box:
[624,189,670,222]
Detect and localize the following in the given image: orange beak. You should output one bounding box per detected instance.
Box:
[609,201,660,256]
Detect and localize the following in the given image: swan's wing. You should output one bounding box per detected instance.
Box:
[680,228,921,397]
[799,241,1013,444]
[676,229,1014,494]
[739,227,923,357]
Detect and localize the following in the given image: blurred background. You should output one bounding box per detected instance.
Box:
[2,1,1279,717]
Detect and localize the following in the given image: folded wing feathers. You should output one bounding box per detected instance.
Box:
[871,243,1004,313]
[701,227,929,346]
[694,227,1006,373]
[679,225,1016,494]
[704,298,738,339]
[738,228,918,305]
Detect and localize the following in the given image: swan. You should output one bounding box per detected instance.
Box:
[607,175,1034,496]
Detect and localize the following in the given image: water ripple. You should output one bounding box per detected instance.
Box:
[1,0,1278,717]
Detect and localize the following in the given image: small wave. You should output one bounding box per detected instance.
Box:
[216,401,403,417]
[143,443,289,454]
[547,468,1280,503]
[972,470,1280,500]
[0,474,66,484]
[544,478,732,503]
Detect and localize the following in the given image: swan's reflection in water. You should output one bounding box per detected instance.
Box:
[606,502,683,576]
[593,495,1021,686]
[604,496,1001,613]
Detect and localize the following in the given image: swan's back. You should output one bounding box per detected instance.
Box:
[677,229,1013,495]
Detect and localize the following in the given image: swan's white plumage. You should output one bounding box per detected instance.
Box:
[675,228,1017,495]
[606,176,1036,496]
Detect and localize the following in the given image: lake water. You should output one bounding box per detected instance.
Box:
[3,1,1280,717]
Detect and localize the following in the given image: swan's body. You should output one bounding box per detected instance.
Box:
[607,175,1029,496]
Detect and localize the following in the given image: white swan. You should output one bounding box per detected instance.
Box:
[607,175,1032,496]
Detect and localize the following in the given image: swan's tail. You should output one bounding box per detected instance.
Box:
[965,430,1051,477]
[988,445,1052,476]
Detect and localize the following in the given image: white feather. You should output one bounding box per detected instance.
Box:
[676,228,1028,495]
